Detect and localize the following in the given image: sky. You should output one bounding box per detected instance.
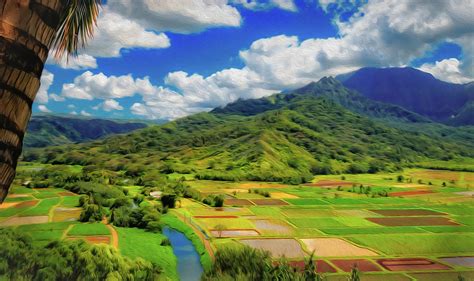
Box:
[35,0,474,120]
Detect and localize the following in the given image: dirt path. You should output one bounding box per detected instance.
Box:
[102,217,119,249]
[171,210,215,260]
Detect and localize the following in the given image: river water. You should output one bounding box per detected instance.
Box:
[162,227,204,281]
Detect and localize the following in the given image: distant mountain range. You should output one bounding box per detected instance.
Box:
[337,67,473,126]
[24,115,147,148]
[30,76,473,182]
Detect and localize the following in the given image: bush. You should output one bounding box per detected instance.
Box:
[0,228,161,280]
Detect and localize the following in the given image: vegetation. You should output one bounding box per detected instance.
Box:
[27,79,473,185]
[24,115,146,148]
[0,228,160,280]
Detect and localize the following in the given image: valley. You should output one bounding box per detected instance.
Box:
[1,161,473,280]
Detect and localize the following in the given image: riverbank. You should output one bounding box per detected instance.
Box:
[161,213,212,272]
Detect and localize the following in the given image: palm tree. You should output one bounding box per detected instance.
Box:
[0,0,101,203]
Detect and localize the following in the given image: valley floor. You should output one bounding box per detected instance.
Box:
[1,166,473,280]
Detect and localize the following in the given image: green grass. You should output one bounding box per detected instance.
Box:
[0,206,34,217]
[67,223,110,236]
[116,227,178,281]
[248,206,282,216]
[288,218,346,228]
[420,225,474,233]
[16,221,75,232]
[161,214,212,271]
[320,226,427,235]
[288,217,378,228]
[33,192,60,199]
[60,196,80,208]
[350,233,474,255]
[453,216,474,226]
[285,198,330,205]
[19,198,60,216]
[9,185,36,194]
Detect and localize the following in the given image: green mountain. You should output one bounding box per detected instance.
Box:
[29,79,473,183]
[24,115,147,148]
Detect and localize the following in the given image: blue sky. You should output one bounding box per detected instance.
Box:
[36,0,473,120]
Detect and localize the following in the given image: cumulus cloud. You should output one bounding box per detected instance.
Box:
[419,58,473,84]
[93,99,124,112]
[47,53,98,70]
[106,0,242,34]
[80,110,91,117]
[233,0,297,11]
[36,70,54,104]
[61,71,156,100]
[37,105,51,113]
[49,93,65,102]
[83,11,170,58]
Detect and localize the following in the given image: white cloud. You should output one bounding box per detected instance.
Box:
[37,105,51,113]
[61,71,156,100]
[94,99,124,112]
[419,58,473,84]
[80,110,91,117]
[67,104,75,109]
[49,93,65,102]
[83,11,170,58]
[36,70,54,104]
[70,111,78,115]
[233,0,297,11]
[106,0,242,34]
[47,53,98,70]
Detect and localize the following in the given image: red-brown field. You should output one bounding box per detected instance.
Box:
[0,216,48,226]
[389,190,434,196]
[194,215,238,218]
[377,258,452,271]
[210,229,260,237]
[224,198,254,206]
[68,236,111,245]
[305,180,356,187]
[370,209,446,217]
[330,259,382,272]
[250,199,289,206]
[366,216,459,226]
[240,238,306,258]
[14,200,38,208]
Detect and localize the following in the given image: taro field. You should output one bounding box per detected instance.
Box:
[172,168,474,280]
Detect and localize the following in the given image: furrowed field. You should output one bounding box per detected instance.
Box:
[1,163,473,280]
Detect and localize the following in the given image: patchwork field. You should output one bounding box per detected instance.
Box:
[2,167,474,280]
[180,168,474,280]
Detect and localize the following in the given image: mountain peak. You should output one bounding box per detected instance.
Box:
[317,76,340,85]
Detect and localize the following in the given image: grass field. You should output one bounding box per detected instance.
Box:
[116,227,178,281]
[68,223,111,236]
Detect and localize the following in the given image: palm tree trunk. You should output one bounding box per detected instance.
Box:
[0,0,67,203]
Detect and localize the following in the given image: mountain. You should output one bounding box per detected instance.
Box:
[213,77,430,124]
[24,115,147,148]
[337,67,474,125]
[29,79,473,183]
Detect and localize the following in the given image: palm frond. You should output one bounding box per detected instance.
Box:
[51,0,101,59]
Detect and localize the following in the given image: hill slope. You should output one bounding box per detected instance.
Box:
[30,80,473,183]
[24,115,147,148]
[337,67,474,125]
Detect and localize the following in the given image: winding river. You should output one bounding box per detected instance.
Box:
[163,227,204,281]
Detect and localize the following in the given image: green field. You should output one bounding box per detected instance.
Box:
[116,227,178,280]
